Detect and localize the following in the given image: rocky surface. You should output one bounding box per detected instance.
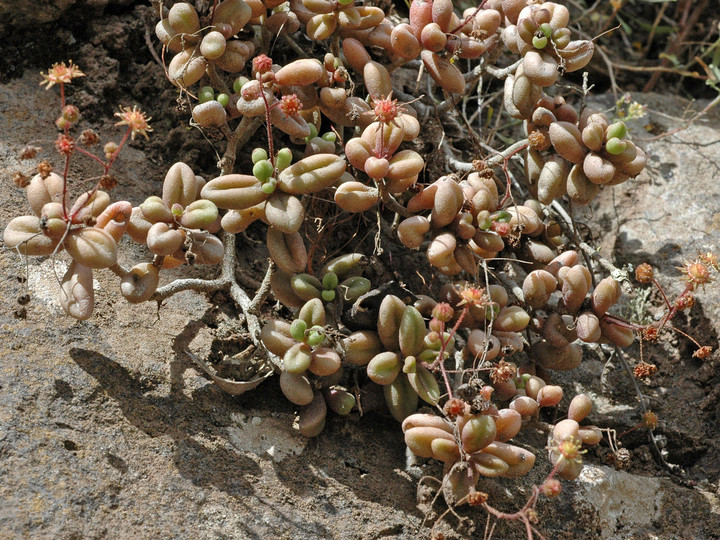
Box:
[1,8,720,539]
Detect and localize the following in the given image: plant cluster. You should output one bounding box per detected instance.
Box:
[4,0,717,537]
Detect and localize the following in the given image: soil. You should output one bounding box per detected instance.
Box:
[1,2,720,539]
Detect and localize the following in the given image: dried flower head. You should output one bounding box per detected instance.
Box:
[79,129,100,146]
[693,346,712,360]
[37,160,53,178]
[12,171,30,188]
[675,291,695,311]
[528,129,547,149]
[115,105,152,140]
[99,174,118,190]
[443,397,469,418]
[490,360,516,384]
[641,326,659,341]
[19,145,41,160]
[40,60,85,89]
[466,491,489,506]
[633,360,657,379]
[642,411,658,430]
[634,263,654,284]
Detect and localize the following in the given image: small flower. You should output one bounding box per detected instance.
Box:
[431,302,454,323]
[457,286,489,308]
[115,105,152,140]
[699,251,719,272]
[677,258,713,291]
[252,54,273,75]
[40,60,85,89]
[104,141,119,159]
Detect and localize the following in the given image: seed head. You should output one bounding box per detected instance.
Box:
[490,360,516,384]
[466,491,489,506]
[19,145,41,160]
[79,129,99,146]
[99,174,118,190]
